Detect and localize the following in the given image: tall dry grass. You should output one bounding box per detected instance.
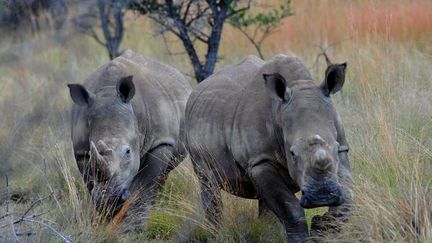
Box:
[0,0,431,242]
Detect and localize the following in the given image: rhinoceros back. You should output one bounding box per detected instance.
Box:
[185,55,264,159]
[185,54,313,169]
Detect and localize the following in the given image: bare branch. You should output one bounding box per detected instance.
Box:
[182,0,194,23]
[235,26,264,58]
[5,176,9,213]
[87,29,106,46]
[0,213,10,220]
[4,175,19,242]
[0,211,50,229]
[188,27,210,43]
[315,44,333,65]
[313,38,352,68]
[19,193,53,223]
[160,34,187,56]
[21,218,72,243]
[148,15,182,38]
[226,0,252,18]
[185,6,210,27]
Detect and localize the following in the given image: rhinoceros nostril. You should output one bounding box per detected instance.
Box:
[314,157,332,172]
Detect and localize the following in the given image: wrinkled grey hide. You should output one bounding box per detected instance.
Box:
[68,50,191,229]
[185,55,353,242]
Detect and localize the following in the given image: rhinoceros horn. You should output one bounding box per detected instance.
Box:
[90,141,110,181]
[96,140,113,156]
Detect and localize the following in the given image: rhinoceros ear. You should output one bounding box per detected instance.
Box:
[321,62,347,96]
[67,84,94,106]
[264,73,292,103]
[117,75,135,103]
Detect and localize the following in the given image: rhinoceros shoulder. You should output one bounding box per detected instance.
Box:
[259,54,313,85]
[186,55,264,119]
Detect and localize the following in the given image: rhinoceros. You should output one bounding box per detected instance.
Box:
[67,50,192,227]
[184,54,353,241]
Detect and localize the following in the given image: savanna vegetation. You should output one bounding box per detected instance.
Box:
[0,0,431,242]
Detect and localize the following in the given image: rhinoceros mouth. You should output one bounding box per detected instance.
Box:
[92,186,130,215]
[299,180,343,209]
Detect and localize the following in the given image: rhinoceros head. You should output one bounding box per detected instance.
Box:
[68,76,140,212]
[264,62,347,209]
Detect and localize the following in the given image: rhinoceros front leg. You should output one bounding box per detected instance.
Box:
[311,150,354,237]
[198,173,223,226]
[249,162,310,243]
[189,152,224,226]
[121,145,176,232]
[258,198,271,217]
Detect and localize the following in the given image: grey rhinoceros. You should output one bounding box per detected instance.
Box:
[67,50,192,228]
[185,54,353,242]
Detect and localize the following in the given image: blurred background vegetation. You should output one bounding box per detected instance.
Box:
[0,0,431,242]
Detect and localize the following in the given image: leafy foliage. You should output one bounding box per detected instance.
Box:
[229,0,293,58]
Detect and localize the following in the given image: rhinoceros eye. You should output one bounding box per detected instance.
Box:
[122,146,131,159]
[289,145,298,158]
[290,150,295,157]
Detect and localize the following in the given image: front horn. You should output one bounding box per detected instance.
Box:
[90,141,110,181]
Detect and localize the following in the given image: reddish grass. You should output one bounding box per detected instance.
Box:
[268,0,432,51]
[112,198,133,227]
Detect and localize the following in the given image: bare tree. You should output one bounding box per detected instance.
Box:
[129,0,252,82]
[229,0,293,59]
[75,0,291,79]
[75,0,129,60]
